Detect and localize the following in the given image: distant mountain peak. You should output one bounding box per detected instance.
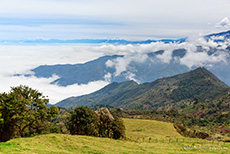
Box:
[205,30,230,41]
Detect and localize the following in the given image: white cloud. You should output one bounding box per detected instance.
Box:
[179,49,227,68]
[216,17,230,28]
[156,50,173,63]
[0,73,109,104]
[104,72,112,82]
[0,45,106,104]
[178,35,230,68]
[103,34,230,75]
[106,54,148,77]
[0,1,230,40]
[124,72,140,83]
[0,45,104,74]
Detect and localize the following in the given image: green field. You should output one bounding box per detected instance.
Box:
[0,118,229,154]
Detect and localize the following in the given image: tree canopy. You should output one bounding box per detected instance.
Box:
[66,106,99,136]
[0,85,58,142]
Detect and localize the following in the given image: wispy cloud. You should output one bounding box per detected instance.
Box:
[106,54,148,78]
[0,0,230,40]
[0,18,121,26]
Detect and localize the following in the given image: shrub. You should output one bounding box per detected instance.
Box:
[66,107,125,139]
[66,106,99,136]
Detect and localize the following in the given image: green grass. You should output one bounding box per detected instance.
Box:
[0,118,229,154]
[124,118,182,140]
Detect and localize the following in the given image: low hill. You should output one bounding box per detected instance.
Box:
[56,67,230,110]
[1,118,229,154]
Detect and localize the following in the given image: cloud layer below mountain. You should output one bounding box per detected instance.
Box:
[0,33,230,104]
[0,45,108,104]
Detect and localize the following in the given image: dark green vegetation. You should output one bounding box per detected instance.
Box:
[66,106,125,139]
[89,104,115,111]
[0,85,125,144]
[66,106,100,136]
[0,85,59,142]
[50,107,70,134]
[182,93,230,125]
[56,67,230,110]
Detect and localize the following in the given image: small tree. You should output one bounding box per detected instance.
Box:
[0,85,58,142]
[96,108,125,139]
[66,106,99,136]
[96,107,114,137]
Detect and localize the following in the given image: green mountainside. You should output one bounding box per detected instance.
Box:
[56,67,230,110]
[182,93,230,125]
[56,80,138,108]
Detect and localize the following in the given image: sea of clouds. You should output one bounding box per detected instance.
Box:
[0,45,108,104]
[0,31,230,104]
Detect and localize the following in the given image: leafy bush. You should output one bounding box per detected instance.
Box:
[66,107,125,139]
[66,106,99,136]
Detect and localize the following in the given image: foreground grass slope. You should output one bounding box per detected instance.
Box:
[0,118,229,154]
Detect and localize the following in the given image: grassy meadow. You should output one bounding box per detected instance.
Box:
[0,118,229,154]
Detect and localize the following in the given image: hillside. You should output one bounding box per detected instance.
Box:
[56,80,138,108]
[1,118,229,154]
[182,93,230,124]
[56,67,230,110]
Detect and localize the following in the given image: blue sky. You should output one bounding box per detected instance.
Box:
[0,0,230,40]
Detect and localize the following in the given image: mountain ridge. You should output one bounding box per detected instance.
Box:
[0,38,184,45]
[56,80,138,108]
[55,67,230,110]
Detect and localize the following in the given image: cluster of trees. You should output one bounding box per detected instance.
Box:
[0,85,59,142]
[0,85,126,143]
[66,106,125,139]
